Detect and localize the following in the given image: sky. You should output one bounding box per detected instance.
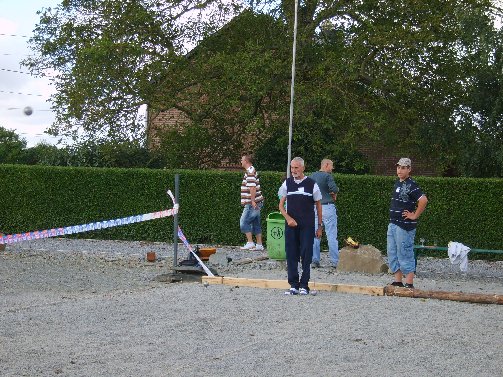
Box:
[0,0,61,147]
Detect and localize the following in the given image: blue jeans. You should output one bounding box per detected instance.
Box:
[313,204,339,266]
[387,223,416,274]
[240,203,263,235]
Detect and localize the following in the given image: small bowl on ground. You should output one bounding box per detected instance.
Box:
[198,247,216,261]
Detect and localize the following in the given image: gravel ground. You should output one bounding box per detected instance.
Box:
[1,238,502,377]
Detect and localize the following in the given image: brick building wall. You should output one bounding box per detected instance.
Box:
[147,106,251,171]
[148,107,439,175]
[147,107,191,149]
[358,146,439,176]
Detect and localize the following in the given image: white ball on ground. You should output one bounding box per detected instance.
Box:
[311,290,318,296]
[23,106,33,116]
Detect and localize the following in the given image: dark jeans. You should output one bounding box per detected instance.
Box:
[285,223,314,290]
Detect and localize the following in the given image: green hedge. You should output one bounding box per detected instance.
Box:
[0,164,502,252]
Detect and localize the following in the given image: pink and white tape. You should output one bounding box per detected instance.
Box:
[1,190,179,245]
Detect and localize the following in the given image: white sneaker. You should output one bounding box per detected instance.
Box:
[240,242,255,250]
[284,288,299,295]
[253,244,264,251]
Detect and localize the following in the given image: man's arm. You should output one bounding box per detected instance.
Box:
[327,175,338,202]
[414,195,428,218]
[250,186,257,208]
[403,195,428,220]
[315,200,323,238]
[279,196,297,227]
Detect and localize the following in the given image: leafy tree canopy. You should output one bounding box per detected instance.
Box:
[23,0,242,143]
[23,0,503,176]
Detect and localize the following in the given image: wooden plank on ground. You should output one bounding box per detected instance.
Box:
[312,282,385,296]
[204,276,223,285]
[202,276,384,296]
[222,277,288,289]
[203,276,503,304]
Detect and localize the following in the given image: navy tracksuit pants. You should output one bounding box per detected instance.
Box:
[285,223,314,290]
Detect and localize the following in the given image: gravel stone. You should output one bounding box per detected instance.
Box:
[1,238,502,376]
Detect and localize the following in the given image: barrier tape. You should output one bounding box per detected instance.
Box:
[165,189,214,277]
[177,226,215,277]
[1,190,179,245]
[1,188,214,277]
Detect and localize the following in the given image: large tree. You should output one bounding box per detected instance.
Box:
[24,0,502,175]
[23,0,242,143]
[453,22,503,177]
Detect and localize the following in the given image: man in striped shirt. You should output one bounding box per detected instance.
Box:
[387,157,428,289]
[240,155,265,250]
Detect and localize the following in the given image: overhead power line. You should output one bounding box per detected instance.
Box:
[0,68,30,75]
[1,53,31,58]
[1,67,56,77]
[0,33,29,38]
[0,90,44,97]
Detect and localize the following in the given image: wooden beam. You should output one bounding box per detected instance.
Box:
[313,282,384,296]
[204,276,223,284]
[384,286,503,305]
[202,276,503,305]
[221,277,288,289]
[202,276,384,296]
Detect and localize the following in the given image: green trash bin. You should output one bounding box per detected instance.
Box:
[266,212,286,260]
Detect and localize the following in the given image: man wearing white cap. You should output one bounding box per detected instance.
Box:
[387,158,428,289]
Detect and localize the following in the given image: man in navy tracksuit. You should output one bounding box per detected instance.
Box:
[278,157,323,295]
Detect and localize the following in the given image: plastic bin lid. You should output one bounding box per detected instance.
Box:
[267,212,284,220]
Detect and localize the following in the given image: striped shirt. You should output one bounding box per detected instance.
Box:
[389,177,424,231]
[241,165,264,206]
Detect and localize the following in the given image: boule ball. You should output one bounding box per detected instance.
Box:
[23,106,33,116]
